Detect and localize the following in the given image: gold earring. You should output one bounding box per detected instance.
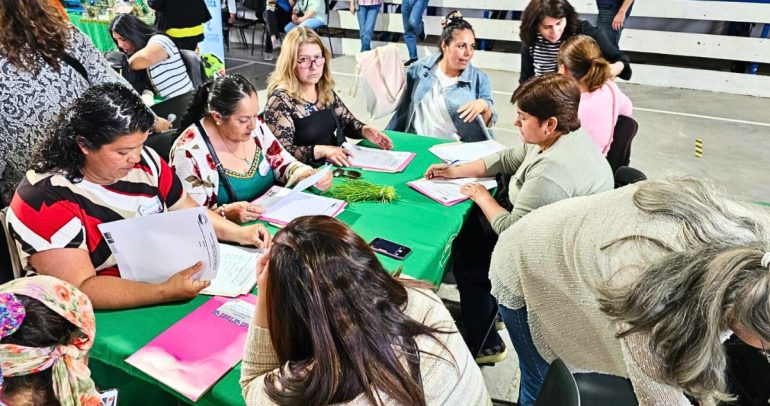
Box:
[216,121,221,126]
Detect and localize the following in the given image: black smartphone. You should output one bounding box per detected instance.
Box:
[369,237,412,260]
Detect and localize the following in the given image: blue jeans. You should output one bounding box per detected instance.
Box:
[284,17,325,33]
[499,305,551,406]
[596,7,622,47]
[356,4,381,51]
[401,0,428,59]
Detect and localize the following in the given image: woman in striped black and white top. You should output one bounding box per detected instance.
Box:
[518,0,632,86]
[110,13,194,99]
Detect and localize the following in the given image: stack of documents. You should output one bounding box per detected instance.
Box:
[342,142,415,172]
[253,186,346,226]
[126,296,256,401]
[428,140,505,164]
[408,177,498,206]
[98,207,264,297]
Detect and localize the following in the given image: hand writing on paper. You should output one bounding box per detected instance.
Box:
[316,145,353,167]
[254,252,270,328]
[424,163,460,179]
[362,126,393,150]
[459,183,492,203]
[300,168,333,191]
[457,99,489,123]
[239,223,272,248]
[161,261,211,301]
[224,202,265,224]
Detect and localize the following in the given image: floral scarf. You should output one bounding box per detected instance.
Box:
[0,275,101,406]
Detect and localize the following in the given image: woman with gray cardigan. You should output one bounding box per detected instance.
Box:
[490,177,770,405]
[424,74,614,365]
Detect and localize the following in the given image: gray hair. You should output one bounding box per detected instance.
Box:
[598,177,770,403]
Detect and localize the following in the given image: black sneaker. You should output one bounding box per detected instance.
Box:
[404,58,418,67]
[475,342,508,365]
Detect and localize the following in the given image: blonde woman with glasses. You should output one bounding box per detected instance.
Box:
[263,27,392,167]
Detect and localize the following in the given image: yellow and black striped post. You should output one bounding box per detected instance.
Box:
[695,138,703,158]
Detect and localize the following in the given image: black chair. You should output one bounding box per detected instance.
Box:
[574,373,638,405]
[606,115,639,174]
[535,358,580,406]
[151,91,195,127]
[179,49,205,89]
[316,0,345,56]
[614,166,647,189]
[145,130,179,162]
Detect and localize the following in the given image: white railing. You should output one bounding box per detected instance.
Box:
[326,0,770,97]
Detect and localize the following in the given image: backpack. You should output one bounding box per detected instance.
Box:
[349,44,406,120]
[200,53,225,79]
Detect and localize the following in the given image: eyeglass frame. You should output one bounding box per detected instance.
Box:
[332,168,362,179]
[296,55,326,69]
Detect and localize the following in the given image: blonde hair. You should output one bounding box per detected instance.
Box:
[267,27,335,106]
[557,35,611,92]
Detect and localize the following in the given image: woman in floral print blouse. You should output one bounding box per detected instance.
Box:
[171,74,332,224]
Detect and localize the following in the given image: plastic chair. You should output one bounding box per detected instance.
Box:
[534,358,580,406]
[606,115,639,174]
[574,373,639,405]
[0,207,24,281]
[151,91,195,128]
[145,130,180,162]
[614,166,647,189]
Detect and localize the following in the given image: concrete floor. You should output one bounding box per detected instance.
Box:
[222,37,770,403]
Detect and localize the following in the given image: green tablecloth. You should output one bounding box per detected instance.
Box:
[68,12,117,53]
[90,131,478,405]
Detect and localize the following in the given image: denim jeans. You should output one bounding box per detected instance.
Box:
[596,7,622,47]
[284,17,325,33]
[401,0,428,59]
[499,305,551,406]
[356,4,381,51]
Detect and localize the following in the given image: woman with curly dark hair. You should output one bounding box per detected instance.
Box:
[518,0,632,85]
[0,0,170,207]
[7,83,272,310]
[240,216,490,405]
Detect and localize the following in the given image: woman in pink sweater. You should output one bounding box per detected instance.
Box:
[557,35,632,156]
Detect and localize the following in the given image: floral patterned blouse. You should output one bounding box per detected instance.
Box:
[169,118,312,208]
[262,88,366,165]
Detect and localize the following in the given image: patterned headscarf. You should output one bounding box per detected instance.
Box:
[0,275,101,406]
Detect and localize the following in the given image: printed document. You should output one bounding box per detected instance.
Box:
[429,140,505,163]
[98,207,219,284]
[408,177,497,206]
[201,245,263,297]
[253,186,346,225]
[342,142,415,172]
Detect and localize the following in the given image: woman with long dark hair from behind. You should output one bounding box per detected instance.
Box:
[518,0,631,85]
[110,13,194,98]
[240,216,491,405]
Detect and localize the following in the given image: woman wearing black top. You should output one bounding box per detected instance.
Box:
[518,0,632,85]
[263,27,392,167]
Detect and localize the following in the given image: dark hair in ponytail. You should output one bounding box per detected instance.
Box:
[557,35,611,92]
[438,10,475,55]
[180,73,256,130]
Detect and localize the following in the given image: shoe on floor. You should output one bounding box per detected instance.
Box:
[475,342,508,365]
[495,313,505,331]
[404,58,418,67]
[272,37,281,49]
[264,52,274,61]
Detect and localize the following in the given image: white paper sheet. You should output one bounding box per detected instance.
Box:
[289,165,330,196]
[409,177,497,205]
[98,207,219,284]
[252,186,346,225]
[342,142,414,172]
[201,245,263,297]
[429,140,505,164]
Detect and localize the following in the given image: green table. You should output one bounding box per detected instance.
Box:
[90,131,479,405]
[68,12,116,53]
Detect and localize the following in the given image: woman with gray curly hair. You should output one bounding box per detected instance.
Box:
[490,177,770,406]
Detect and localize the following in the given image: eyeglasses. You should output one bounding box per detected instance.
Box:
[332,168,361,179]
[297,55,326,69]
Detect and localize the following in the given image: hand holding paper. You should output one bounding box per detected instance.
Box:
[162,261,212,301]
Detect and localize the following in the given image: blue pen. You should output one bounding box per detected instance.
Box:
[446,159,461,167]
